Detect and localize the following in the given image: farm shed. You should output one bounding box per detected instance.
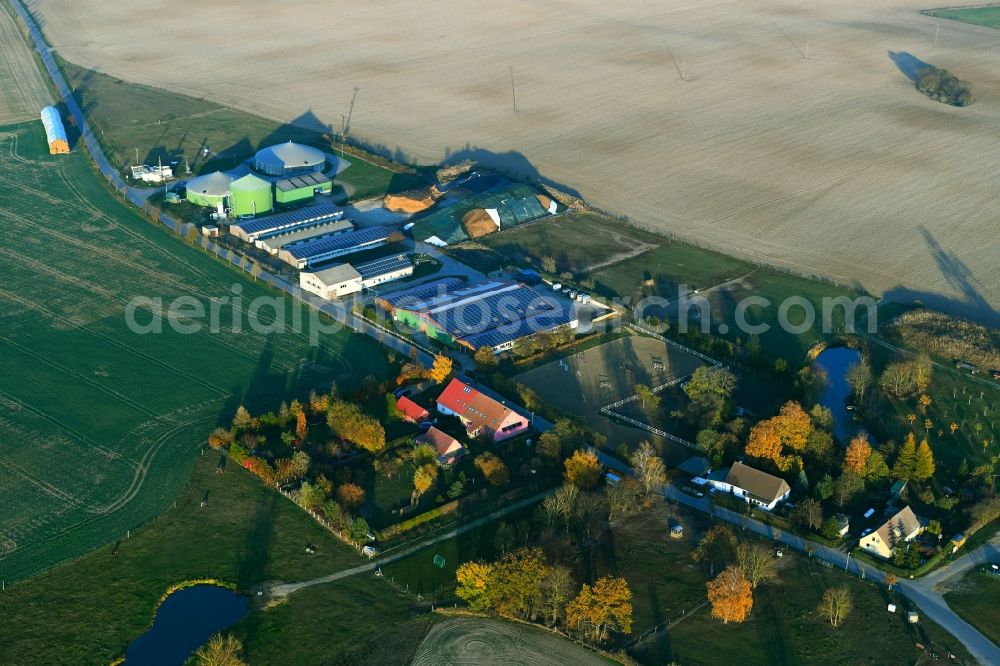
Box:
[185,171,232,208]
[40,106,69,154]
[229,173,273,218]
[354,254,413,288]
[299,263,363,299]
[275,172,332,204]
[415,426,466,465]
[253,140,325,176]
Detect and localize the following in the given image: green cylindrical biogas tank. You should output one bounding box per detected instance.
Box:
[185,171,232,208]
[229,174,273,217]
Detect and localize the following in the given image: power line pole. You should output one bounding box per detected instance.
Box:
[340,114,346,157]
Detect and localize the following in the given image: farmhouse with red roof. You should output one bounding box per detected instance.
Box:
[396,396,430,423]
[435,378,529,442]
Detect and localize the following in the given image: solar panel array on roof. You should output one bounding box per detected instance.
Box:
[462,308,576,349]
[286,226,391,260]
[355,254,412,281]
[275,172,331,192]
[379,278,466,309]
[232,203,343,236]
[430,285,556,337]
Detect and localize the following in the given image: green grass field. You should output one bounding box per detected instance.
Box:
[57,58,426,201]
[924,6,1000,29]
[0,120,391,582]
[479,212,859,361]
[0,454,429,665]
[944,569,1000,649]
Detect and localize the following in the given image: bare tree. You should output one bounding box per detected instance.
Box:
[818,587,853,628]
[630,440,666,499]
[736,541,777,589]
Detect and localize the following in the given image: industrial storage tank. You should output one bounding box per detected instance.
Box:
[253,141,326,176]
[229,173,273,218]
[40,106,69,154]
[185,171,232,208]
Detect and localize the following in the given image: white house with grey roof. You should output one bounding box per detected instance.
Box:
[707,461,791,511]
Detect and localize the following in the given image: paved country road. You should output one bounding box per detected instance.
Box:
[594,450,1000,666]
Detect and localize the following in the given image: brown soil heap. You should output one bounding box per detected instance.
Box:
[461,209,499,239]
[384,185,441,213]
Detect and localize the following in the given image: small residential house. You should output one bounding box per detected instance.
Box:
[676,456,711,477]
[396,396,430,424]
[416,426,467,466]
[858,505,923,559]
[706,461,791,511]
[436,378,529,442]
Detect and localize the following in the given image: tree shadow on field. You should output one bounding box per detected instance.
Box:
[882,226,999,328]
[888,51,931,83]
[441,144,584,200]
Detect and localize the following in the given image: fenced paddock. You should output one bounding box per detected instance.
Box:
[517,334,705,414]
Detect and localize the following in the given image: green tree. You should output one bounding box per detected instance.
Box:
[815,473,835,500]
[349,517,371,544]
[893,434,917,481]
[634,384,660,409]
[474,345,499,372]
[821,516,844,540]
[912,439,936,481]
[683,366,737,427]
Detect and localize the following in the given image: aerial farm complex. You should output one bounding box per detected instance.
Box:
[4,1,1000,665]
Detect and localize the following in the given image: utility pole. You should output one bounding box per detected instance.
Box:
[340,114,346,157]
[510,66,517,112]
[804,41,810,59]
[681,58,686,81]
[935,24,940,44]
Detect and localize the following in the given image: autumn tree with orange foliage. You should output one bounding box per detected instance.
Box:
[564,449,602,490]
[295,410,308,441]
[429,354,454,384]
[337,482,366,510]
[843,433,872,475]
[566,576,633,642]
[707,566,754,624]
[745,401,814,470]
[396,362,428,386]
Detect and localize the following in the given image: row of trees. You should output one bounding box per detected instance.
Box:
[455,547,633,643]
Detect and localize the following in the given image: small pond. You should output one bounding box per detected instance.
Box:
[125,584,248,666]
[813,346,862,441]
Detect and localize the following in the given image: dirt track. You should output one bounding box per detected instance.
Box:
[0,7,51,123]
[25,0,1000,322]
[412,617,611,666]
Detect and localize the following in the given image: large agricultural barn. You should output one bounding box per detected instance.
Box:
[230,203,345,243]
[253,140,326,176]
[255,218,354,254]
[39,106,69,154]
[378,278,577,353]
[279,225,392,269]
